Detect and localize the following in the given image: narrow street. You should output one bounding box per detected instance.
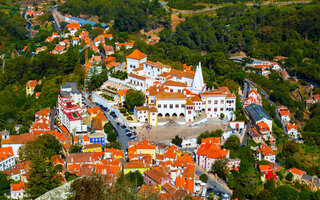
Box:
[195,165,232,197]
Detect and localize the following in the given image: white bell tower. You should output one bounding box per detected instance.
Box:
[191,62,206,93]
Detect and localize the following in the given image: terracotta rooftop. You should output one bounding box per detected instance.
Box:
[0,147,14,161]
[26,80,37,87]
[1,133,39,145]
[129,73,147,81]
[144,167,169,184]
[156,92,185,100]
[286,167,306,176]
[83,143,102,150]
[11,181,25,192]
[126,49,147,60]
[163,80,187,87]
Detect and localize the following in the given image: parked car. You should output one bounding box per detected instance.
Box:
[124,129,130,133]
[116,122,120,126]
[121,125,126,129]
[130,135,135,140]
[127,133,132,137]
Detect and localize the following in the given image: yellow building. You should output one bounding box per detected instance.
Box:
[83,143,102,153]
[128,140,157,160]
[26,80,37,96]
[124,161,150,175]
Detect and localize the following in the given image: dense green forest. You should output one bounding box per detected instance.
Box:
[58,0,171,32]
[160,3,320,83]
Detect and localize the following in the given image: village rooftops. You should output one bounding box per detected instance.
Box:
[126,49,147,60]
[245,103,271,122]
[128,73,147,81]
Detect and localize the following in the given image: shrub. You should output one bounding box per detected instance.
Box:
[127,116,133,120]
[199,174,208,183]
[123,113,128,116]
[119,108,127,113]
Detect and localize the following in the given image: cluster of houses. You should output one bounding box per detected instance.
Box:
[22,4,45,18]
[245,59,289,80]
[277,106,299,139]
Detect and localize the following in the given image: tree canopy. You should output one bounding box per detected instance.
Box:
[125,89,146,110]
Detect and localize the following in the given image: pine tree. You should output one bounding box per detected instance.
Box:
[26,155,61,199]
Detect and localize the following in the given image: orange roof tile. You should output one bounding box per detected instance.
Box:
[144,167,169,184]
[280,110,290,117]
[129,73,147,81]
[139,184,160,196]
[163,80,187,87]
[0,147,14,161]
[169,69,194,79]
[83,143,102,150]
[135,140,156,150]
[259,165,271,171]
[156,92,186,100]
[201,137,220,144]
[1,133,39,145]
[117,89,128,97]
[104,56,115,63]
[257,121,270,131]
[286,167,306,176]
[26,80,37,87]
[126,49,147,60]
[196,143,229,159]
[87,106,103,115]
[11,181,25,192]
[257,144,275,156]
[286,123,297,131]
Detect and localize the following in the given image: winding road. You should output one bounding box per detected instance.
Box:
[160,0,311,14]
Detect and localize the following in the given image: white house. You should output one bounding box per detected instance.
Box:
[126,49,148,74]
[10,181,25,200]
[0,147,16,171]
[201,87,236,120]
[286,123,298,139]
[255,144,276,163]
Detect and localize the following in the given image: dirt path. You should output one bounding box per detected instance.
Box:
[136,122,223,143]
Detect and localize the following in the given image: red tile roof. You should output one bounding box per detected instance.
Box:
[256,144,275,156]
[286,123,297,131]
[26,80,37,87]
[286,167,306,176]
[0,147,14,161]
[1,133,39,145]
[11,181,25,192]
[196,143,229,159]
[144,167,169,184]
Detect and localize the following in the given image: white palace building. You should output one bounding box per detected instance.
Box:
[122,50,236,126]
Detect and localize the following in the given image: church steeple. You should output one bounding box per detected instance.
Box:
[192,62,206,93]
